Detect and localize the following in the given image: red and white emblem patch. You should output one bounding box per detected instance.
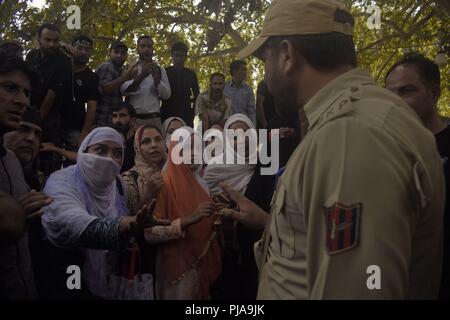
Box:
[324,203,361,255]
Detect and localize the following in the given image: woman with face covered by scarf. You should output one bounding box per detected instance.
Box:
[41,127,164,299]
[151,126,223,300]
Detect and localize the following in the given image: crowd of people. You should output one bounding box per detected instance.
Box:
[0,0,449,300]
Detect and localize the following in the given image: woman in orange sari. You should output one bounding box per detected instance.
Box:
[151,126,222,299]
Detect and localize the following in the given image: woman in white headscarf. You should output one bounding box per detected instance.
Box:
[161,117,186,150]
[42,127,160,299]
[203,114,276,300]
[203,113,257,195]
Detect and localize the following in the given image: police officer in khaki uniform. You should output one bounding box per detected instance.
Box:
[219,0,445,299]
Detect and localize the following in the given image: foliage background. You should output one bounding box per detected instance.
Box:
[1,0,448,112]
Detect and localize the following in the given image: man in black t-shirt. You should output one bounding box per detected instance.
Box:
[26,23,73,145]
[161,42,199,127]
[386,52,449,299]
[61,35,99,152]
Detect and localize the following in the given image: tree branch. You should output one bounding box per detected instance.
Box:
[91,35,116,43]
[357,34,399,53]
[118,0,147,39]
[375,50,398,82]
[408,0,432,28]
[353,11,406,39]
[190,46,241,60]
[358,9,436,54]
[432,0,450,17]
[155,5,246,47]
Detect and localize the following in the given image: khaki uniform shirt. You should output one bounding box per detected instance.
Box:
[256,69,445,299]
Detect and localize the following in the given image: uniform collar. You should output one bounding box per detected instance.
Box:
[301,68,374,133]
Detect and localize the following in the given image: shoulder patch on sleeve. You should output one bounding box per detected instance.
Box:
[324,203,361,255]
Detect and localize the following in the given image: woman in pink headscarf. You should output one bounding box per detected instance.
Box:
[122,124,166,215]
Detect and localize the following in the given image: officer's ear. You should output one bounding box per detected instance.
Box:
[277,40,299,78]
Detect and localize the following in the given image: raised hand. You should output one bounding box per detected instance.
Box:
[18,190,53,223]
[146,171,164,196]
[128,199,171,239]
[140,62,153,78]
[181,201,213,230]
[123,63,138,80]
[136,199,170,228]
[151,63,161,85]
[218,182,269,230]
